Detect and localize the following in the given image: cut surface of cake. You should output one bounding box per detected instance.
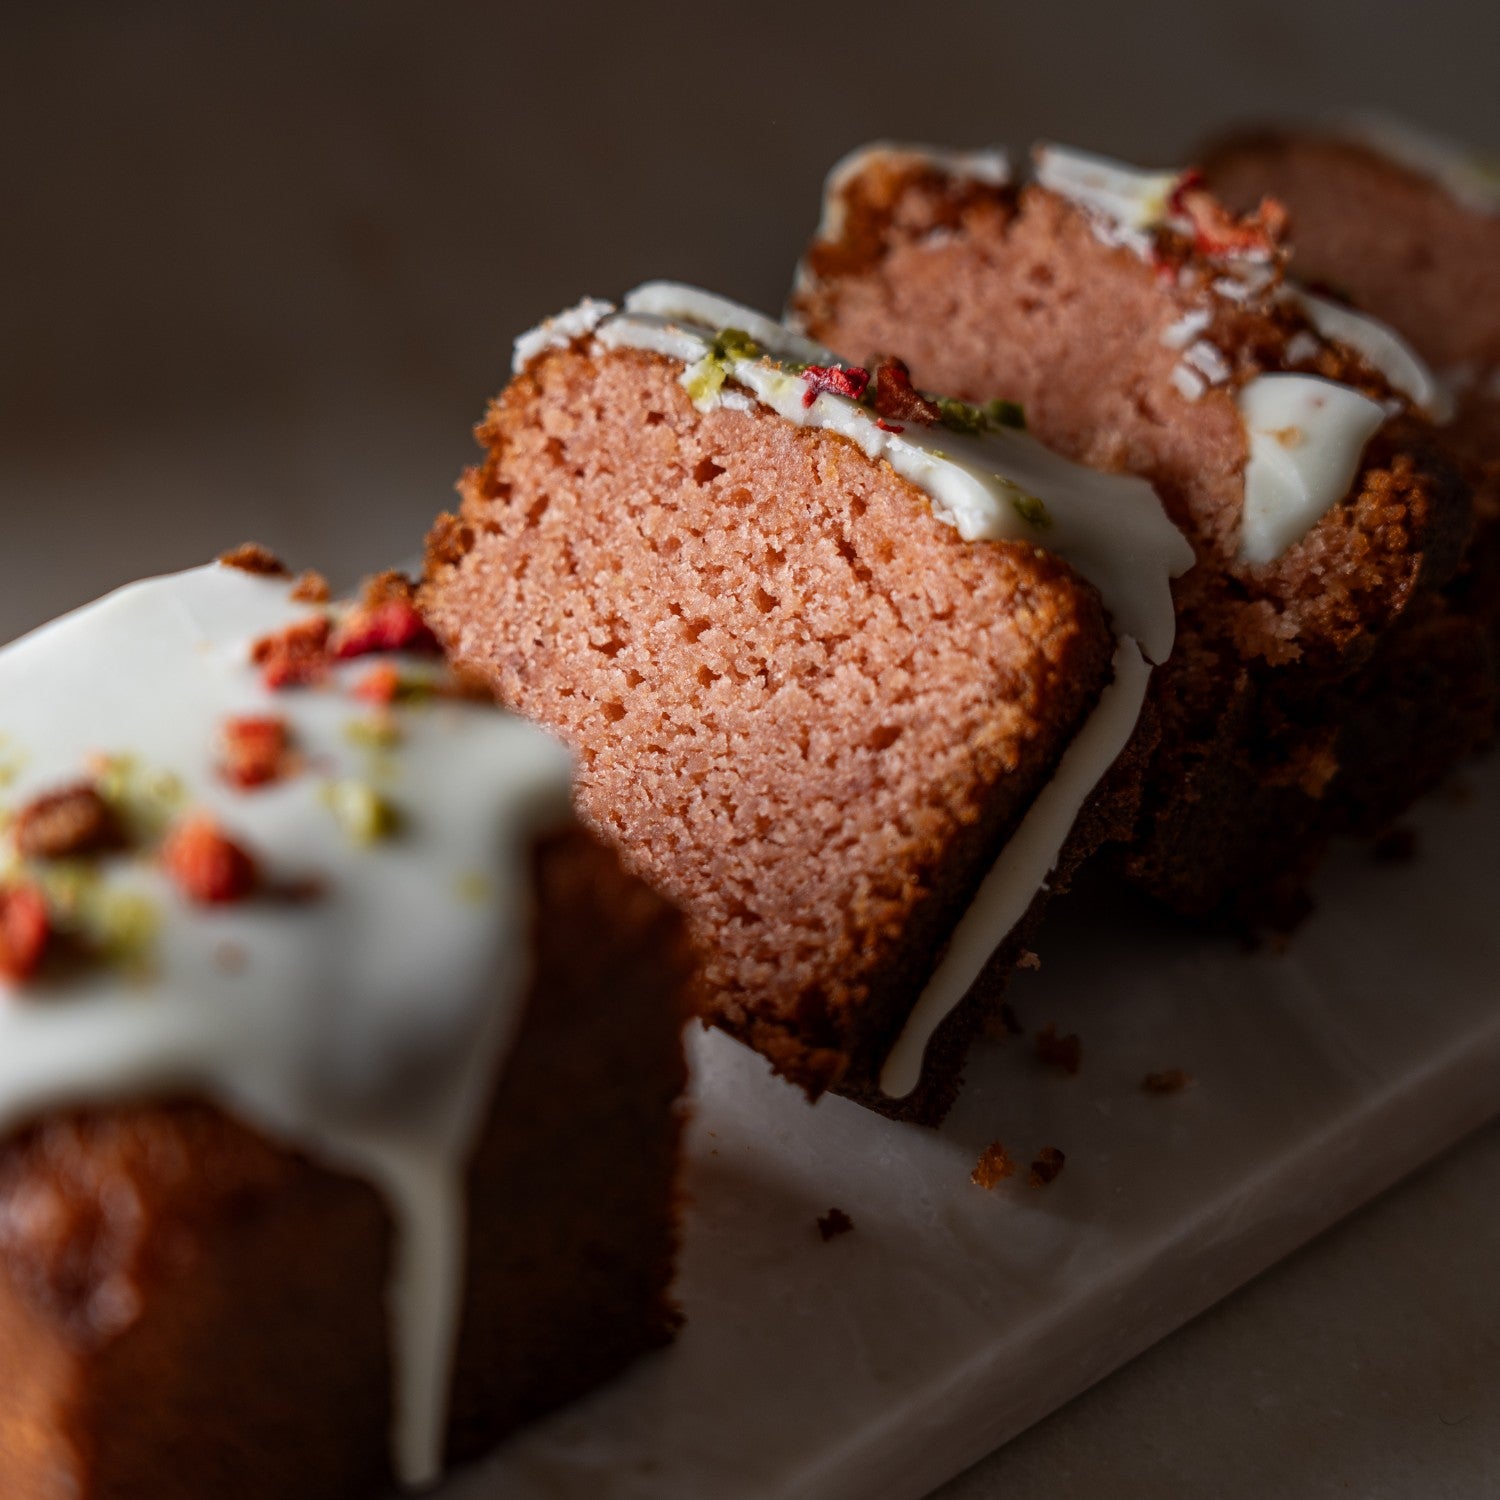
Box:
[0,555,690,1498]
[791,142,1487,916]
[421,284,1191,1122]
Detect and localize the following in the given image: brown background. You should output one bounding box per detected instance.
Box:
[3,4,1499,1495]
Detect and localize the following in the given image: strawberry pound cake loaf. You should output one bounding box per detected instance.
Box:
[0,551,690,1498]
[421,283,1191,1123]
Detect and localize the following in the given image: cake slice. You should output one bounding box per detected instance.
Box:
[791,142,1485,915]
[0,553,690,1498]
[1202,117,1500,720]
[420,284,1190,1123]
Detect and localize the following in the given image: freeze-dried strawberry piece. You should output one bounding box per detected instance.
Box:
[1170,172,1287,261]
[12,783,122,860]
[800,363,870,407]
[162,816,258,905]
[0,885,51,983]
[871,357,941,426]
[219,716,292,789]
[351,662,402,706]
[251,616,332,690]
[330,599,439,660]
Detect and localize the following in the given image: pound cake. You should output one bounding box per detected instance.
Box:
[0,552,690,1498]
[1202,117,1500,716]
[421,283,1191,1123]
[791,143,1485,914]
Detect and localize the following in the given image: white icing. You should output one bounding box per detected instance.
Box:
[1334,112,1500,216]
[513,297,617,375]
[1033,143,1182,234]
[1161,309,1212,350]
[1171,365,1207,402]
[0,565,574,1489]
[880,638,1151,1098]
[1185,340,1232,384]
[577,283,1191,1097]
[1288,288,1454,421]
[1237,375,1387,564]
[816,141,1011,242]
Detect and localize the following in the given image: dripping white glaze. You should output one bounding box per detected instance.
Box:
[0,564,574,1489]
[519,284,1193,1099]
[1287,287,1453,421]
[1237,375,1388,564]
[1033,143,1182,237]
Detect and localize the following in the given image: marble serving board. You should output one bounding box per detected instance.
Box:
[444,756,1500,1500]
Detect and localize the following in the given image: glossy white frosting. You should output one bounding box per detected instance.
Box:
[1033,143,1182,238]
[1287,288,1453,421]
[1237,375,1388,564]
[0,564,574,1489]
[519,283,1193,1099]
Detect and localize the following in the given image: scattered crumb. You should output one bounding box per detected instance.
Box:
[983,1001,1025,1042]
[1371,826,1418,864]
[1141,1067,1193,1095]
[971,1142,1017,1189]
[290,569,332,604]
[1028,1147,1067,1187]
[1016,948,1041,971]
[816,1208,854,1241]
[218,542,289,576]
[1034,1022,1081,1075]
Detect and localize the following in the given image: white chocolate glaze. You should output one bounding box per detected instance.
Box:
[513,297,616,375]
[1334,112,1500,216]
[880,638,1150,1098]
[1033,143,1182,237]
[0,564,574,1489]
[1287,287,1453,421]
[1237,375,1387,564]
[521,283,1192,1100]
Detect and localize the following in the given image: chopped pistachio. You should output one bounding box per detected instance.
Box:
[344,715,404,752]
[30,861,159,977]
[682,328,766,410]
[1010,490,1053,528]
[710,327,762,363]
[934,395,1028,435]
[92,754,185,839]
[321,780,399,845]
[454,871,492,905]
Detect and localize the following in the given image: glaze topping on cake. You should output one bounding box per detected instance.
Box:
[0,561,573,1488]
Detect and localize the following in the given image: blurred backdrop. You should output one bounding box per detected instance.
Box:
[3,0,1498,640]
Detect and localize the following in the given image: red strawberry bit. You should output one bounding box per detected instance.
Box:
[330,598,439,660]
[251,616,332,690]
[162,816,259,905]
[0,885,51,984]
[871,357,942,426]
[875,418,904,433]
[800,363,870,407]
[219,716,292,789]
[352,662,402,706]
[1170,172,1288,261]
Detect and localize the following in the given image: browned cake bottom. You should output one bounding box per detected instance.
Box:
[0,827,690,1500]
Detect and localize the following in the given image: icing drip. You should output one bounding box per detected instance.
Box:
[879,638,1151,1098]
[1288,288,1453,421]
[1033,143,1182,236]
[1237,375,1387,564]
[521,284,1192,1099]
[0,565,574,1489]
